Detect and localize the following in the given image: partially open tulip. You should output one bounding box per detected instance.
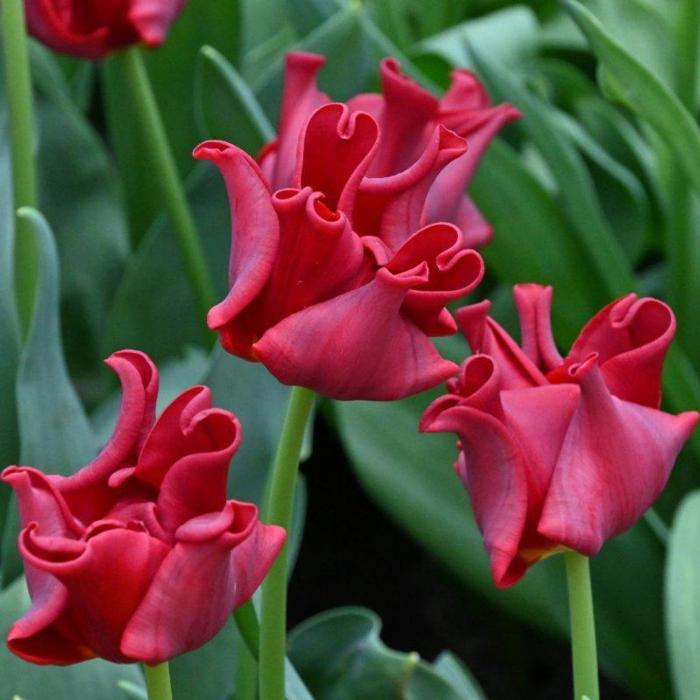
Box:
[2,350,285,665]
[25,0,187,59]
[421,284,699,587]
[193,52,511,400]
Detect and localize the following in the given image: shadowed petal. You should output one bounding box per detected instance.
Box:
[127,0,186,47]
[254,266,458,400]
[120,504,285,664]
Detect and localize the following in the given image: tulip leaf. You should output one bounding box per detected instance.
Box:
[562,0,700,196]
[117,681,148,700]
[666,491,700,700]
[288,607,486,699]
[195,45,274,152]
[0,577,142,699]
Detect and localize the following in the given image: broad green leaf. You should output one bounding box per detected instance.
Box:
[2,209,97,585]
[562,0,700,197]
[286,659,316,700]
[666,491,700,700]
[285,0,338,36]
[117,681,147,700]
[433,653,486,700]
[28,44,130,373]
[289,607,486,699]
[470,44,635,300]
[106,164,228,362]
[102,0,240,241]
[195,45,274,152]
[0,577,142,699]
[413,6,538,70]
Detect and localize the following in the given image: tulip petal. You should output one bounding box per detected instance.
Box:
[538,358,700,554]
[296,103,379,213]
[193,141,280,358]
[563,295,675,407]
[58,350,158,524]
[456,301,547,389]
[387,223,484,335]
[512,284,563,372]
[254,267,458,400]
[127,0,186,47]
[19,524,169,662]
[121,508,285,664]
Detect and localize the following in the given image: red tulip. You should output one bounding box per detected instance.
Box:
[2,350,285,665]
[259,53,520,248]
[193,53,509,400]
[24,0,186,59]
[421,285,699,587]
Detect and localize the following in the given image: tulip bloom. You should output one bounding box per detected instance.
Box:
[2,350,285,665]
[421,285,699,587]
[194,54,511,400]
[25,0,186,59]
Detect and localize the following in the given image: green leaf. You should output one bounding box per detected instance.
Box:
[562,0,700,196]
[433,653,486,700]
[469,43,636,300]
[666,491,700,700]
[0,577,142,699]
[413,6,538,70]
[285,0,338,36]
[2,209,97,585]
[195,45,274,152]
[289,607,486,699]
[102,0,241,241]
[117,681,147,700]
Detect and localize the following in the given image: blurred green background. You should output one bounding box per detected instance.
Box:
[2,0,700,698]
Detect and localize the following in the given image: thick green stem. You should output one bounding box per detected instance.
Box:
[235,599,260,660]
[564,551,599,700]
[144,662,173,700]
[259,387,315,700]
[114,47,216,327]
[2,0,38,336]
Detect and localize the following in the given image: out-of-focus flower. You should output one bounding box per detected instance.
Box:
[421,284,699,587]
[2,350,285,665]
[25,0,187,59]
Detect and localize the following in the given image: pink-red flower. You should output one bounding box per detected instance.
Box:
[2,350,284,665]
[25,0,186,59]
[421,284,699,587]
[193,53,516,400]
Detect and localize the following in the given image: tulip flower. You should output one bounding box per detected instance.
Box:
[2,350,285,665]
[24,0,186,59]
[421,284,699,587]
[194,53,509,400]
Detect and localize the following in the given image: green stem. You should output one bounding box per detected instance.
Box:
[115,47,216,327]
[234,634,258,700]
[143,662,173,700]
[564,551,599,700]
[234,599,260,660]
[259,386,315,700]
[2,0,38,336]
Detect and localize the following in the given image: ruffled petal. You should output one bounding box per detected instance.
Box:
[156,409,240,533]
[441,194,493,249]
[421,401,529,588]
[19,523,169,663]
[193,141,280,359]
[120,504,285,664]
[386,223,484,335]
[456,301,547,389]
[512,284,563,372]
[296,103,379,213]
[538,356,700,554]
[355,125,467,249]
[269,52,330,189]
[254,267,458,400]
[562,295,675,408]
[58,350,158,523]
[7,575,94,665]
[366,58,440,175]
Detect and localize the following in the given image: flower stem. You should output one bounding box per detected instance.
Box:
[259,386,315,700]
[564,551,599,700]
[1,0,38,336]
[115,47,216,328]
[144,662,173,700]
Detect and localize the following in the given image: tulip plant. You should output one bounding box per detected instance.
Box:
[1,1,700,700]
